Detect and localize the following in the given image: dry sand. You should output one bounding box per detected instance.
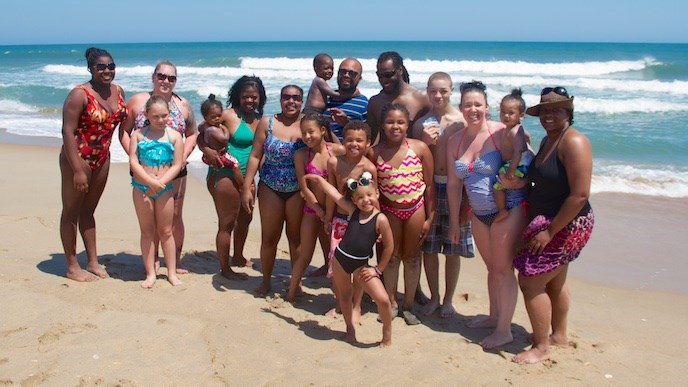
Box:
[1,143,687,386]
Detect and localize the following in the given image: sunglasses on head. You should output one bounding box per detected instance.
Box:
[459,81,486,93]
[338,68,360,78]
[155,73,177,83]
[346,171,373,191]
[541,86,568,97]
[94,62,116,71]
[281,93,302,102]
[376,69,397,79]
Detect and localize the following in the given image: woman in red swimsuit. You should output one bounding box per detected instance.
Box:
[59,47,127,282]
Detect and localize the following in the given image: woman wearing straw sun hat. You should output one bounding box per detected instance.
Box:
[504,87,595,364]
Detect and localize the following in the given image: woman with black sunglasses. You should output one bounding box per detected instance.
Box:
[59,47,127,281]
[241,85,306,297]
[119,60,198,275]
[446,81,527,349]
[507,87,594,364]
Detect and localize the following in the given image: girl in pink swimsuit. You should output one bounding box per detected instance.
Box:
[370,103,435,325]
[287,112,345,300]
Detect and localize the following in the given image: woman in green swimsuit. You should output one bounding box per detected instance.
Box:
[199,76,266,278]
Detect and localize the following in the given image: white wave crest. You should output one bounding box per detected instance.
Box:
[592,164,688,197]
[0,99,40,113]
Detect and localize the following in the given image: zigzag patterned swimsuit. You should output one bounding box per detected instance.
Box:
[376,139,426,221]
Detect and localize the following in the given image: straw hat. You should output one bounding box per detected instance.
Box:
[526,90,574,116]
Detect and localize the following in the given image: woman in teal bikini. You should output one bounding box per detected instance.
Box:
[198,76,266,279]
[242,85,305,296]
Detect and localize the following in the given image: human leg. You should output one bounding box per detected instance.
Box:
[356,269,392,347]
[466,215,498,328]
[232,180,254,267]
[155,190,181,286]
[171,176,188,273]
[255,183,286,296]
[513,266,565,364]
[80,156,110,279]
[381,211,403,314]
[59,152,99,282]
[547,264,571,346]
[207,173,245,280]
[332,258,356,343]
[284,193,304,270]
[307,226,330,277]
[479,206,525,349]
[493,188,509,223]
[287,213,320,301]
[133,188,157,288]
[441,254,461,318]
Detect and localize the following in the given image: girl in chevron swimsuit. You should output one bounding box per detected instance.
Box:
[371,103,435,325]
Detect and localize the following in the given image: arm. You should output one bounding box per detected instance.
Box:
[528,131,592,254]
[241,117,268,213]
[61,87,89,192]
[507,125,525,176]
[416,140,435,245]
[295,148,322,217]
[445,133,464,244]
[180,97,198,162]
[315,77,355,99]
[118,93,142,156]
[156,130,184,186]
[128,130,160,193]
[305,174,355,215]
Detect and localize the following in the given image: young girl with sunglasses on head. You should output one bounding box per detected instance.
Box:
[305,172,394,347]
[286,112,345,301]
[370,103,435,325]
[129,95,184,288]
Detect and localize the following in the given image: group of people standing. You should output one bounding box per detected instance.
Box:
[59,47,594,363]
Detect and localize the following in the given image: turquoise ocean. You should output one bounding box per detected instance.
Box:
[1,41,687,198]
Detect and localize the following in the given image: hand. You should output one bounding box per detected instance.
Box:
[358,266,380,282]
[448,223,460,245]
[73,170,89,193]
[202,147,222,168]
[421,123,440,146]
[497,170,527,190]
[147,179,166,196]
[314,205,325,221]
[241,188,254,214]
[417,218,433,246]
[323,217,333,234]
[527,230,552,255]
[327,108,348,127]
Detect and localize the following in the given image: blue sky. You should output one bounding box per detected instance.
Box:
[2,0,686,45]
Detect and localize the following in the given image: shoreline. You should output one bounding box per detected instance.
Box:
[1,142,687,384]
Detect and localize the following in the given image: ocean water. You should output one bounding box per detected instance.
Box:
[1,41,687,198]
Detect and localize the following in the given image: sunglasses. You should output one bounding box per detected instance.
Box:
[94,62,116,71]
[459,81,486,93]
[338,68,360,78]
[155,73,177,83]
[346,171,373,191]
[376,70,397,79]
[281,93,303,102]
[541,86,568,97]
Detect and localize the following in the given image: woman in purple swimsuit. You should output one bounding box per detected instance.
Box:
[510,87,594,364]
[446,81,527,349]
[242,85,306,297]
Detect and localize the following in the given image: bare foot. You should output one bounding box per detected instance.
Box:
[154,259,161,275]
[439,304,457,318]
[352,304,362,326]
[141,275,156,289]
[379,338,391,348]
[494,210,509,223]
[415,288,430,306]
[467,316,497,329]
[254,283,271,298]
[512,347,550,364]
[306,264,328,277]
[167,274,182,286]
[66,267,99,282]
[325,307,339,317]
[231,256,252,268]
[419,299,440,316]
[220,270,248,281]
[175,262,189,274]
[86,263,109,279]
[480,331,513,350]
[343,330,357,344]
[549,333,570,347]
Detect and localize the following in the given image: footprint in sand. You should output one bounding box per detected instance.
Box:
[37,323,98,348]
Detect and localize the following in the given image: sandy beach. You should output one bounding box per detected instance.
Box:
[1,141,687,386]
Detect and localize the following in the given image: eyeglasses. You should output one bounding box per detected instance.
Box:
[94,62,116,71]
[346,171,373,191]
[459,81,486,93]
[280,93,303,102]
[338,68,360,78]
[155,73,177,83]
[376,70,397,79]
[541,86,568,97]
